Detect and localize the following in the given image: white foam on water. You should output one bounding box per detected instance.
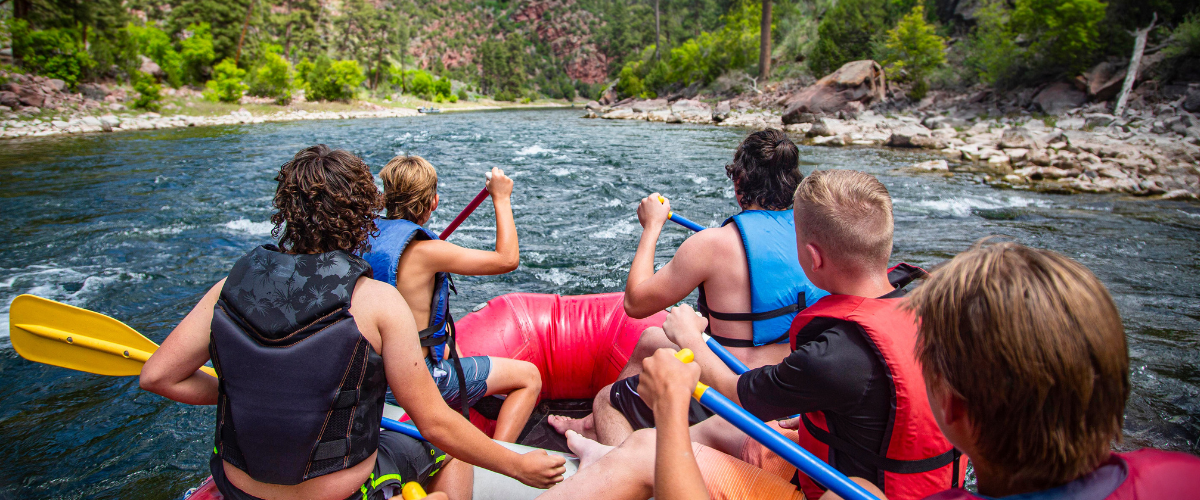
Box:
[593,219,639,239]
[0,265,144,342]
[222,219,274,236]
[515,145,556,157]
[550,168,572,177]
[604,198,623,207]
[903,194,1049,218]
[536,268,576,287]
[687,175,708,184]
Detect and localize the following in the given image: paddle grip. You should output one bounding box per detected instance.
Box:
[401,482,428,500]
[439,187,491,240]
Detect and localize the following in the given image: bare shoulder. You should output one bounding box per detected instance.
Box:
[351,277,408,312]
[679,224,742,257]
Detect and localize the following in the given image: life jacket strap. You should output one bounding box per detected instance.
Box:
[697,287,805,322]
[707,331,789,348]
[801,414,960,474]
[443,312,470,418]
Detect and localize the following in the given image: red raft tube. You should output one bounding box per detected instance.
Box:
[186,292,665,499]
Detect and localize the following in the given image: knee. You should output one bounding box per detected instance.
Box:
[622,427,657,451]
[517,360,542,392]
[594,382,613,407]
[633,327,667,358]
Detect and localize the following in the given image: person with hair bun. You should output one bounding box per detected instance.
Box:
[549,129,828,447]
[140,145,566,500]
[363,155,542,444]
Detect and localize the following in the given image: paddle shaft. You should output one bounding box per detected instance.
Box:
[656,196,706,232]
[673,350,880,500]
[703,334,750,375]
[439,188,491,240]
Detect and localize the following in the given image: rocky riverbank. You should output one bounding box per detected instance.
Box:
[583,61,1200,200]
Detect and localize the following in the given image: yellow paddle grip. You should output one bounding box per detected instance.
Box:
[672,349,708,399]
[401,482,427,500]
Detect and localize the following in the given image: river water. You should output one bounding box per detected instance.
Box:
[0,108,1197,499]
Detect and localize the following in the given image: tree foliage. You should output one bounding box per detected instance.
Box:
[203,58,248,103]
[9,20,92,88]
[131,70,163,111]
[303,57,365,102]
[881,5,946,98]
[180,23,216,84]
[249,48,294,104]
[1012,0,1107,73]
[808,0,889,76]
[478,36,527,98]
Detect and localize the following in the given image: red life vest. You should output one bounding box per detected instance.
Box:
[922,449,1200,500]
[786,285,965,500]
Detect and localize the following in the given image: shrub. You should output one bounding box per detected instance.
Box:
[1011,0,1106,73]
[447,93,459,103]
[881,5,947,99]
[305,58,365,102]
[131,70,163,111]
[128,23,184,87]
[180,23,216,84]
[616,62,648,98]
[409,70,434,96]
[434,76,452,98]
[457,88,469,101]
[10,20,93,89]
[808,0,888,76]
[249,52,294,105]
[87,28,139,82]
[1164,14,1200,61]
[203,58,248,103]
[963,0,1022,87]
[494,89,517,101]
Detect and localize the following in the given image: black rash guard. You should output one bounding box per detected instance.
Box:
[735,287,907,483]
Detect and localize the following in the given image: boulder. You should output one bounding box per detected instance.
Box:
[79,83,110,101]
[0,91,19,108]
[47,79,67,93]
[670,99,711,122]
[713,100,731,123]
[1184,87,1200,113]
[908,159,950,172]
[1080,62,1125,102]
[598,85,618,106]
[1032,82,1086,115]
[17,86,44,108]
[632,99,668,113]
[1084,113,1116,128]
[585,100,603,111]
[139,55,165,79]
[886,124,934,148]
[781,60,886,123]
[999,127,1040,150]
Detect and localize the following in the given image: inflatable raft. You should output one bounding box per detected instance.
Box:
[185,292,666,499]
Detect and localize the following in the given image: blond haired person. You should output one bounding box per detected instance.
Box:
[363,156,541,443]
[539,170,958,500]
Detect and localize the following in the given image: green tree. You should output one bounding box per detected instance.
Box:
[305,57,365,101]
[249,50,294,104]
[128,23,185,87]
[9,20,93,88]
[131,70,163,111]
[169,0,256,64]
[963,0,1021,86]
[881,5,946,98]
[808,0,888,76]
[203,57,248,102]
[180,22,216,84]
[1011,0,1107,73]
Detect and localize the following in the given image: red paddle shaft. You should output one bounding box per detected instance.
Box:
[438,187,491,240]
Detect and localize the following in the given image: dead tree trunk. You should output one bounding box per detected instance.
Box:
[654,0,661,61]
[1114,13,1156,117]
[759,0,772,79]
[235,0,255,66]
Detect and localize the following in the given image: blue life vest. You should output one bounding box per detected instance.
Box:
[362,218,454,360]
[697,209,828,347]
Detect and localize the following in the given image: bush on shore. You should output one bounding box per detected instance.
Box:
[880,5,947,99]
[131,70,163,111]
[303,57,365,102]
[203,58,248,103]
[249,49,294,105]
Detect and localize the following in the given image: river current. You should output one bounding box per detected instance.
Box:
[0,108,1197,499]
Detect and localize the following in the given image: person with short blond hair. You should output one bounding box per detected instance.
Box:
[542,170,959,500]
[896,240,1200,500]
[363,155,542,443]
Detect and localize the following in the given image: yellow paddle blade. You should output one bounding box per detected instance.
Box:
[9,294,216,378]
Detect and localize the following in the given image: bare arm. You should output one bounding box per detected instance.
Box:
[624,194,712,318]
[365,281,564,489]
[640,349,710,500]
[661,304,742,405]
[140,280,223,405]
[416,167,518,276]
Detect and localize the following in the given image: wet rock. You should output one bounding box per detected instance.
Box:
[1033,83,1086,115]
[0,91,18,108]
[909,159,949,171]
[781,60,886,123]
[886,124,934,148]
[671,99,712,123]
[713,100,731,123]
[585,100,602,111]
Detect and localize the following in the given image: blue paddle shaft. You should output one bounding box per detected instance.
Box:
[695,389,880,500]
[382,417,426,441]
[705,336,750,375]
[669,213,706,232]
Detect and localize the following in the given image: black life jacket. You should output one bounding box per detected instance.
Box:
[209,245,385,485]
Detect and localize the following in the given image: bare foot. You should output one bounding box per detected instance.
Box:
[548,414,597,440]
[566,430,614,471]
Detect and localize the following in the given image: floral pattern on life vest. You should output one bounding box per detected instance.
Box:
[220,245,372,338]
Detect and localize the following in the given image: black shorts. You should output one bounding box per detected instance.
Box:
[609,374,715,430]
[209,430,449,500]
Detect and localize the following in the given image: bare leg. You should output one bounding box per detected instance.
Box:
[687,416,749,457]
[548,327,676,442]
[566,430,614,470]
[428,457,473,500]
[592,382,635,445]
[537,429,658,500]
[483,357,542,443]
